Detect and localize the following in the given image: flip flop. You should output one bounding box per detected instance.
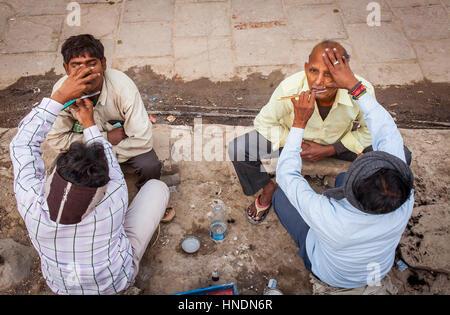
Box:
[245,195,271,225]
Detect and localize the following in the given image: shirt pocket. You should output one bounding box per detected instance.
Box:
[325,108,358,139]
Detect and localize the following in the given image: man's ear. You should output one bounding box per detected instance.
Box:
[304,62,308,73]
[63,63,70,76]
[101,57,107,71]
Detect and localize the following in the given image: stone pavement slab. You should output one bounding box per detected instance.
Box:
[61,3,121,40]
[284,0,334,5]
[231,0,284,23]
[206,36,235,79]
[175,2,230,37]
[363,62,424,86]
[4,16,62,54]
[123,0,174,23]
[0,53,57,88]
[347,23,416,63]
[387,0,441,7]
[287,5,347,40]
[17,0,68,16]
[174,36,210,78]
[394,5,450,40]
[0,0,450,88]
[116,22,172,58]
[233,25,294,66]
[0,3,14,42]
[412,39,450,83]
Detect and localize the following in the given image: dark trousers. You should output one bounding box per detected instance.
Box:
[121,149,162,189]
[228,130,280,196]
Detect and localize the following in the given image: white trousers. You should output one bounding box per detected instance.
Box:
[123,179,169,279]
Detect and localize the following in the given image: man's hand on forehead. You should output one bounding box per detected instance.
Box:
[322,48,359,91]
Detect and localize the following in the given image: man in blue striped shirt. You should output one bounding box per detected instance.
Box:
[273,47,414,290]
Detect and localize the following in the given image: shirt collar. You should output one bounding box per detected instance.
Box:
[299,75,353,107]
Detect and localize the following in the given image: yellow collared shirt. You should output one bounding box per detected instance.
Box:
[254,71,375,154]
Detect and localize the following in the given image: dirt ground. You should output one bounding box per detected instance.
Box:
[0,67,449,129]
[0,68,449,295]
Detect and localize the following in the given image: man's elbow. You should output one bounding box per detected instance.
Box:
[275,165,289,189]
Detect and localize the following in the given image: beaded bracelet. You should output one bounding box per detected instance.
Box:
[348,81,362,94]
[351,87,367,100]
[351,83,365,97]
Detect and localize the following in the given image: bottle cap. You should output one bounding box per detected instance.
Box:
[268,279,277,289]
[213,204,222,211]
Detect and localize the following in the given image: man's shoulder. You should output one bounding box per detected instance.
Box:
[104,68,137,89]
[104,68,141,101]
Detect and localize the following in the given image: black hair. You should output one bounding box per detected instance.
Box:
[353,168,411,214]
[309,40,350,63]
[56,141,110,188]
[61,34,105,64]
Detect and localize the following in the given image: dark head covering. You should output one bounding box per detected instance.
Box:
[323,151,414,214]
[44,168,107,225]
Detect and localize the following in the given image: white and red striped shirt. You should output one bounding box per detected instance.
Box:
[10,98,134,295]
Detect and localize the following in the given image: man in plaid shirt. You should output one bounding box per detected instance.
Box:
[10,65,169,295]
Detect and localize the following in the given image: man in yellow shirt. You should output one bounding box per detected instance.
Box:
[45,34,161,189]
[228,40,411,224]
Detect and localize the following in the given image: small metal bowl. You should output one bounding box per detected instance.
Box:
[181,236,200,254]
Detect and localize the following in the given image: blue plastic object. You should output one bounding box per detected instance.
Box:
[173,282,238,295]
[62,91,100,110]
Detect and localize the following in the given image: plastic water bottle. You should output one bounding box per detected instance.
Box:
[210,204,227,243]
[263,279,283,295]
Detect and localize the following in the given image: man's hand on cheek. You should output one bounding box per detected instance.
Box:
[52,66,100,105]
